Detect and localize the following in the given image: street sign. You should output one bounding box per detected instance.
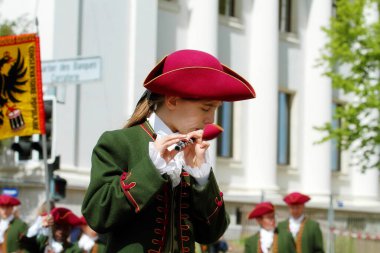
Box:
[42,57,101,85]
[1,187,19,197]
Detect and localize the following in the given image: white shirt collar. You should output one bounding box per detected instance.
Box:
[260,228,274,253]
[290,214,305,224]
[0,214,14,243]
[289,214,305,237]
[148,112,173,136]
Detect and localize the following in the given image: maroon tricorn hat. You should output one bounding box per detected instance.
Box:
[283,192,311,205]
[248,202,275,219]
[51,207,82,226]
[144,49,256,101]
[0,194,21,206]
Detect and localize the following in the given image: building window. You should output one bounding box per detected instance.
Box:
[277,89,293,166]
[331,100,343,172]
[158,0,179,12]
[236,207,242,225]
[279,0,296,33]
[219,0,243,19]
[217,102,233,158]
[219,0,236,17]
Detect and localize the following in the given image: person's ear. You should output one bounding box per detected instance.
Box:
[165,96,179,110]
[256,217,262,226]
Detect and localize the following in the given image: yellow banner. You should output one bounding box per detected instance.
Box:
[0,34,45,140]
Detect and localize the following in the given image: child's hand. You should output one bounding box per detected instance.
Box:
[154,134,186,163]
[183,129,210,168]
[42,214,54,227]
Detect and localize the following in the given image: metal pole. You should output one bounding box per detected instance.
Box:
[327,193,335,253]
[74,0,83,166]
[42,134,53,246]
[35,8,53,247]
[260,190,265,202]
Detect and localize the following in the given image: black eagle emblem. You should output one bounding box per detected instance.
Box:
[0,49,28,126]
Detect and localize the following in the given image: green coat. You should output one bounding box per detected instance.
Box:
[277,218,324,253]
[1,217,30,253]
[91,240,107,253]
[244,229,296,253]
[82,122,230,253]
[21,234,82,253]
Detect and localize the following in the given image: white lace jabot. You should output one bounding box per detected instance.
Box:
[260,228,274,253]
[289,214,305,237]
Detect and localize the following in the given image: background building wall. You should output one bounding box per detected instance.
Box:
[1,0,380,250]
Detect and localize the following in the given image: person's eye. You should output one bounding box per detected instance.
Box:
[202,107,210,112]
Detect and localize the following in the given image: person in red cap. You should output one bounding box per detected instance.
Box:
[82,49,256,252]
[0,194,30,253]
[24,207,82,253]
[244,202,295,253]
[77,216,106,253]
[277,192,324,253]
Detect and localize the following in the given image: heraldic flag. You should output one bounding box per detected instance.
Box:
[0,33,45,140]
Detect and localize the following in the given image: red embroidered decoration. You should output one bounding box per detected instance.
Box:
[215,192,224,207]
[119,172,140,213]
[206,191,224,223]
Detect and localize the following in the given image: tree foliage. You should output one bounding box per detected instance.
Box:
[319,0,380,171]
[0,14,33,36]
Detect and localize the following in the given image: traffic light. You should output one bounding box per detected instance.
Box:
[34,96,57,163]
[11,96,56,163]
[50,175,67,201]
[11,135,34,160]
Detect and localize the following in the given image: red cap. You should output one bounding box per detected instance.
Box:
[283,192,311,205]
[144,49,256,101]
[79,216,87,226]
[248,202,275,219]
[0,194,21,206]
[51,208,82,226]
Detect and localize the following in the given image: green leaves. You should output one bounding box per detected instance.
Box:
[0,14,33,36]
[320,0,380,171]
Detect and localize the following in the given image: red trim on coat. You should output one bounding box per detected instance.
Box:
[206,191,224,224]
[120,172,140,213]
[140,123,157,141]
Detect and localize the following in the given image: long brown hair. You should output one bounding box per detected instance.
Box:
[125,91,164,128]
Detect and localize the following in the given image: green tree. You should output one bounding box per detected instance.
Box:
[319,0,380,171]
[0,14,32,36]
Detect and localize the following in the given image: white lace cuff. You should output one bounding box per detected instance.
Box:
[183,162,211,186]
[149,142,181,187]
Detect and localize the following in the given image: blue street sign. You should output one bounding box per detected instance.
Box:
[1,187,19,197]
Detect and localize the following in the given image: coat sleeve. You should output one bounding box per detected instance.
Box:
[81,130,167,233]
[287,231,297,253]
[244,235,257,253]
[189,170,230,244]
[313,222,325,253]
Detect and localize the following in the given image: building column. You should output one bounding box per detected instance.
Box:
[243,0,279,192]
[125,0,158,118]
[299,0,332,196]
[185,0,218,55]
[352,167,379,200]
[183,0,219,166]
